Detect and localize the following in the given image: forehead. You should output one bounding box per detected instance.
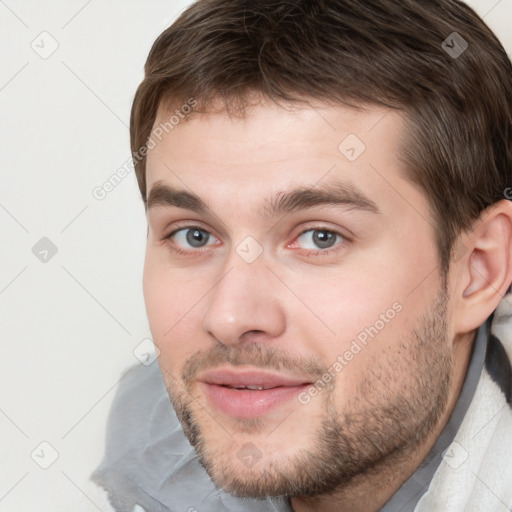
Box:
[148,100,399,166]
[144,100,428,225]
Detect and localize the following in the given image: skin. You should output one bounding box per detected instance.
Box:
[142,98,512,511]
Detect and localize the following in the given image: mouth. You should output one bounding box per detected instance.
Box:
[198,367,312,419]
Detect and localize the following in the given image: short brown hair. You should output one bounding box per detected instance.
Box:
[130,0,512,273]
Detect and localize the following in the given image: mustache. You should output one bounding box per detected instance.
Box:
[182,342,328,384]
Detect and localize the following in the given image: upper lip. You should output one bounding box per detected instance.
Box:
[198,366,312,389]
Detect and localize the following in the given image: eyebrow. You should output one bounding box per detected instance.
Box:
[146,179,380,217]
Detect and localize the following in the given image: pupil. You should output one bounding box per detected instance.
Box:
[187,229,209,247]
[313,230,335,249]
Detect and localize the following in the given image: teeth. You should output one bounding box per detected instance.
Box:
[231,385,265,390]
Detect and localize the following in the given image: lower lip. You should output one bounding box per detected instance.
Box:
[201,383,309,419]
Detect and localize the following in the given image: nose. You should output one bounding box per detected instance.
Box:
[201,257,287,346]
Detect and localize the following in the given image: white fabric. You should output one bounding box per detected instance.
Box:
[416,296,512,512]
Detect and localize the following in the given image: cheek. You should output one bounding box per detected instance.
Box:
[289,236,439,371]
[143,253,171,335]
[143,251,210,367]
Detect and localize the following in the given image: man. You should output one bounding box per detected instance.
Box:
[92,0,512,510]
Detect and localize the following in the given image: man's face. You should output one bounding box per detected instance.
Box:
[143,100,454,497]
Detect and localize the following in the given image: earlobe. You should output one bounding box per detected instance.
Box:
[454,200,512,333]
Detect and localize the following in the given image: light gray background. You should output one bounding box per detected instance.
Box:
[1,0,511,510]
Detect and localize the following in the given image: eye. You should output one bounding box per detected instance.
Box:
[167,226,217,250]
[162,225,347,257]
[294,228,346,253]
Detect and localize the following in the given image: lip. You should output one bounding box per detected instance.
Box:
[198,366,312,419]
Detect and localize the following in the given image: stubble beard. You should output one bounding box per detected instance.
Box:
[164,286,452,498]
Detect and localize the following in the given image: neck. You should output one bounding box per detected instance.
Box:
[291,330,476,512]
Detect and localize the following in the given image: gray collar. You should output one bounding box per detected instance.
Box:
[379,318,489,511]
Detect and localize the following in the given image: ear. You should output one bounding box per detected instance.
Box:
[452,199,512,334]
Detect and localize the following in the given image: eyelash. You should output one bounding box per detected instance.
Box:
[162,224,349,258]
